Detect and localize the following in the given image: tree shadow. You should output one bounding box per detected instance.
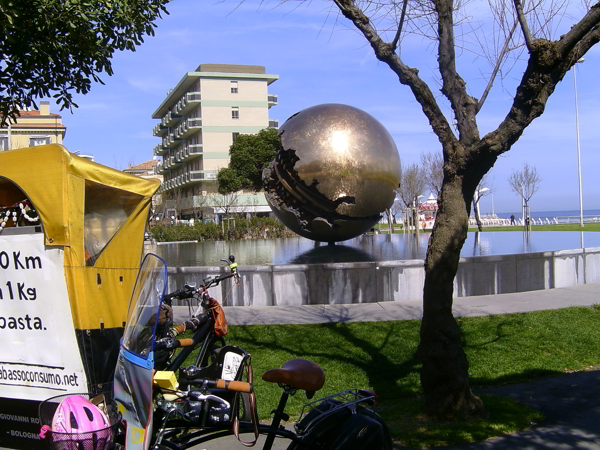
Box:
[228,320,422,406]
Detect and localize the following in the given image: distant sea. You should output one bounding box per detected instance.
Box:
[495,209,600,219]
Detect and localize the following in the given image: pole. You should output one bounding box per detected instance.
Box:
[574,63,584,227]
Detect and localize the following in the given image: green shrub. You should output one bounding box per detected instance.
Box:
[150,216,296,242]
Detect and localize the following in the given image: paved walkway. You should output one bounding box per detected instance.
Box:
[174,283,600,326]
[171,283,600,449]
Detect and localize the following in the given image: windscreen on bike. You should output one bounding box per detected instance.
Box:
[122,253,168,357]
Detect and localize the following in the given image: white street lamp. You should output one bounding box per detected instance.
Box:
[573,57,585,227]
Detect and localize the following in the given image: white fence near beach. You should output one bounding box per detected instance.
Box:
[471,214,600,226]
[468,217,560,226]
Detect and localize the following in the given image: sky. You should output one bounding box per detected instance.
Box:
[56,0,600,215]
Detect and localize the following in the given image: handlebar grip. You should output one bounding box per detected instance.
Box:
[217,272,235,282]
[164,289,183,301]
[164,288,195,302]
[178,338,195,347]
[215,379,252,393]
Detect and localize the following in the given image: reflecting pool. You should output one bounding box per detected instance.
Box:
[154,231,599,267]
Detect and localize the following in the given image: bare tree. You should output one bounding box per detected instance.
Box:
[254,0,600,418]
[317,0,600,419]
[508,163,542,207]
[210,192,242,236]
[421,151,444,198]
[398,161,426,208]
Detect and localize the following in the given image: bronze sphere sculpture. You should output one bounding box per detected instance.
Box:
[263,103,401,242]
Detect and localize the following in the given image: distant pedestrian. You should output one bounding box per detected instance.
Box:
[510,214,516,225]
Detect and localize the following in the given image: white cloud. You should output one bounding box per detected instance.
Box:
[126,77,170,94]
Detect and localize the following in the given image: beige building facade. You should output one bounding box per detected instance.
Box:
[0,101,66,151]
[151,64,278,219]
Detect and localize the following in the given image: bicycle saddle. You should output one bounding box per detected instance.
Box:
[262,358,325,394]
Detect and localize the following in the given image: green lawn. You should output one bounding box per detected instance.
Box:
[178,305,600,447]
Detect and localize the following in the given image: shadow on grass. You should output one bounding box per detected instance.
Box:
[227,320,422,403]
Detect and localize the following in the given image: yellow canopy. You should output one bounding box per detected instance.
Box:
[0,144,160,330]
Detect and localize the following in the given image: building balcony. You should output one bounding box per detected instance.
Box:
[175,121,188,139]
[175,91,202,116]
[181,144,203,162]
[153,123,168,137]
[155,161,169,175]
[180,117,202,139]
[268,94,278,108]
[154,143,168,157]
[189,170,218,182]
[268,119,279,128]
[162,110,181,128]
[165,132,182,148]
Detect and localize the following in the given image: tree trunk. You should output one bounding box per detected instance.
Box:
[386,207,393,234]
[473,200,483,231]
[418,175,485,419]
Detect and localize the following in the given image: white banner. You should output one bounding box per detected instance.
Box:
[0,233,87,400]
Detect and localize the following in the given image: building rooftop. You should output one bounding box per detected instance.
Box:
[195,64,266,74]
[124,160,160,175]
[19,110,62,118]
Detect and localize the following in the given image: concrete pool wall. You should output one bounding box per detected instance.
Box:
[166,246,600,307]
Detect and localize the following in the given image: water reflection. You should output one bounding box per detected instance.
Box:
[290,243,375,264]
[154,231,600,267]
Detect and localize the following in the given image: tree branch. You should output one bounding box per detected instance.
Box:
[514,0,533,52]
[555,2,600,59]
[391,0,409,51]
[479,4,600,159]
[435,0,479,145]
[332,0,456,145]
[477,20,519,113]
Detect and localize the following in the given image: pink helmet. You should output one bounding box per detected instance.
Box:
[51,396,112,450]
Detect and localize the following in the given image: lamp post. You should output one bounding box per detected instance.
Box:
[573,57,585,227]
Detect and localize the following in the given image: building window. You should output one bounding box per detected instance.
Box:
[29,136,51,146]
[232,132,239,143]
[231,107,239,119]
[231,81,238,94]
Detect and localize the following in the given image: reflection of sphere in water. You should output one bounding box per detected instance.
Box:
[263,104,401,242]
[290,244,376,264]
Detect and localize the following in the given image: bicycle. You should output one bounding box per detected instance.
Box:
[40,253,392,450]
[145,254,392,450]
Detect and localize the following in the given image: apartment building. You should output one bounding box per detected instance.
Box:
[152,64,279,219]
[0,101,66,150]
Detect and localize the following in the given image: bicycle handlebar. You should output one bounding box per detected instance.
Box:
[162,254,239,304]
[155,337,195,350]
[187,378,252,393]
